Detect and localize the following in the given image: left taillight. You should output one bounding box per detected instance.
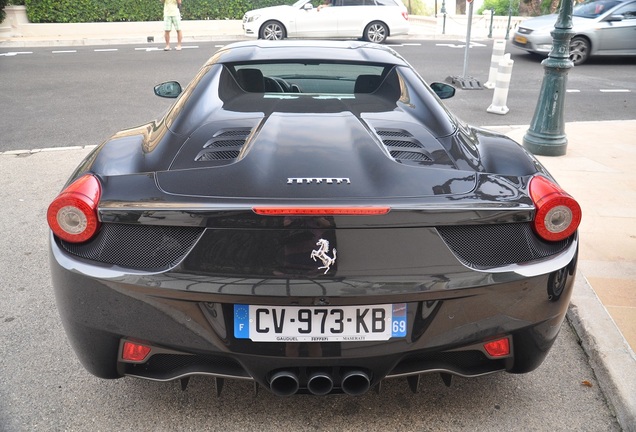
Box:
[47,174,101,243]
[529,175,581,242]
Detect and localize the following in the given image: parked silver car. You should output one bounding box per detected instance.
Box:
[513,0,636,65]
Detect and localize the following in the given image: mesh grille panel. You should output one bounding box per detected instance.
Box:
[60,224,204,271]
[216,130,251,137]
[204,139,247,148]
[377,130,412,138]
[390,151,431,161]
[383,140,421,148]
[437,223,572,268]
[197,150,241,161]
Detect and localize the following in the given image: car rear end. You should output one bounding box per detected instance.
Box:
[48,149,580,395]
[47,44,581,395]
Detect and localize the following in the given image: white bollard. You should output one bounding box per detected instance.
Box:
[484,39,507,90]
[487,53,514,115]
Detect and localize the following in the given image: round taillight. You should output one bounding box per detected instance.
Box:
[529,176,581,242]
[47,174,101,243]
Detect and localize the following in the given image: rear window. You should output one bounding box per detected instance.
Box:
[231,62,393,95]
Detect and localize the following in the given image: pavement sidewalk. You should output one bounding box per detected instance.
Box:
[1,16,634,431]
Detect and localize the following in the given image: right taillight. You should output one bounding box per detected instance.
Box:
[47,174,101,243]
[529,175,581,242]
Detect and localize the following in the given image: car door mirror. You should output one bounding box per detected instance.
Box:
[430,82,456,99]
[605,14,624,22]
[154,81,183,98]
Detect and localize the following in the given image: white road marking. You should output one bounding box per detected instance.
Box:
[0,145,97,156]
[52,50,77,54]
[94,48,118,52]
[135,47,164,52]
[0,51,33,56]
[436,42,487,48]
[600,89,631,93]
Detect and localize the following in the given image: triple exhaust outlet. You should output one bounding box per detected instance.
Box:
[269,370,371,396]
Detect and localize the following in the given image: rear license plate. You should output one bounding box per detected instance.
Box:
[514,35,527,44]
[234,304,407,342]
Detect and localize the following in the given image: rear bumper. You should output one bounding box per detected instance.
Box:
[50,233,578,394]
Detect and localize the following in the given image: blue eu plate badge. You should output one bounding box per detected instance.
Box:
[234,304,250,339]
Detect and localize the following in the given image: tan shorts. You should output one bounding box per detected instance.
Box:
[164,15,181,31]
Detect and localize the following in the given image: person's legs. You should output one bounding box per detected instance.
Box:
[164,16,174,50]
[176,30,182,50]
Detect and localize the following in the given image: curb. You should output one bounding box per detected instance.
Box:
[567,274,636,431]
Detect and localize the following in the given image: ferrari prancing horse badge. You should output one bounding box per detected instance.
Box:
[310,239,336,274]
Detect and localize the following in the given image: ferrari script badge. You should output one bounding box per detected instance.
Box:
[287,177,351,184]
[310,239,337,274]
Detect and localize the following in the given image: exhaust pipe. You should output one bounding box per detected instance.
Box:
[307,371,334,396]
[341,370,370,396]
[269,370,299,397]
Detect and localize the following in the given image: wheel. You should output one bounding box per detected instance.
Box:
[364,21,388,44]
[259,21,286,40]
[569,36,590,66]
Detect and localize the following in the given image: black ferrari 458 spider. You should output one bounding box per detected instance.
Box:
[48,40,581,397]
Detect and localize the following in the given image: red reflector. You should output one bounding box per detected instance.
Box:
[253,207,391,216]
[122,341,152,362]
[483,338,510,357]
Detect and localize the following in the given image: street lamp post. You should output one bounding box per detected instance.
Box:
[522,0,575,156]
[505,0,513,40]
[441,0,447,34]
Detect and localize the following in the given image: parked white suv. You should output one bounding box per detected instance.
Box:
[242,0,410,44]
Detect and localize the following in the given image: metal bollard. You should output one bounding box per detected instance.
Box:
[484,39,506,89]
[487,53,514,115]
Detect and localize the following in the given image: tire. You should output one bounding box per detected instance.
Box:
[363,21,388,44]
[259,20,286,40]
[569,36,590,66]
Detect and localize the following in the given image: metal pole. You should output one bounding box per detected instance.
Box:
[488,9,494,38]
[462,1,474,78]
[505,0,513,40]
[441,0,447,34]
[522,0,575,156]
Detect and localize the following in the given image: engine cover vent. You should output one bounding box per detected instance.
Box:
[195,128,252,162]
[376,129,433,165]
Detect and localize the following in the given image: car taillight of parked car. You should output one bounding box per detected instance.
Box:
[529,175,581,242]
[47,174,101,243]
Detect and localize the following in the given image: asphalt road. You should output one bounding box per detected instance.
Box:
[0,39,630,431]
[1,39,635,153]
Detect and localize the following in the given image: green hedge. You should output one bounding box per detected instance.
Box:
[24,0,295,23]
